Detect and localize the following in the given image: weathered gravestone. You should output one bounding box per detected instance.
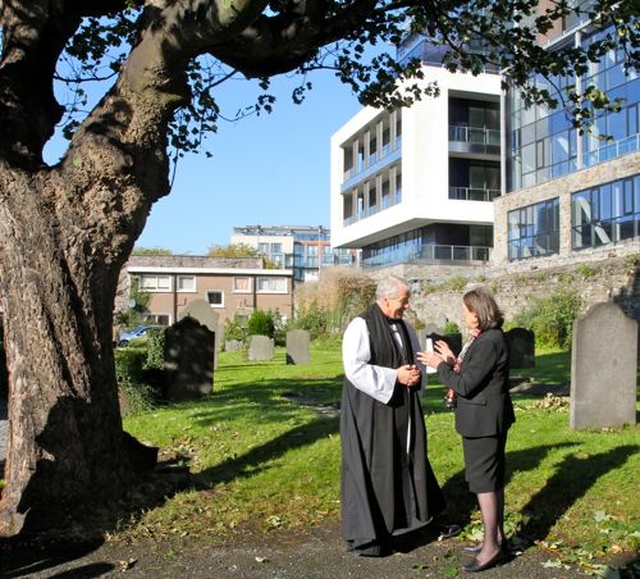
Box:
[505,327,535,369]
[570,302,637,430]
[225,339,244,352]
[164,316,214,402]
[180,299,220,368]
[248,334,274,361]
[286,329,310,365]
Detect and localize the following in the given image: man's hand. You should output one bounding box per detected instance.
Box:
[397,364,421,387]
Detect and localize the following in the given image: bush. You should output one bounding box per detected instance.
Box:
[512,287,583,349]
[115,347,163,414]
[291,300,328,339]
[225,313,248,344]
[247,308,275,338]
[443,320,461,335]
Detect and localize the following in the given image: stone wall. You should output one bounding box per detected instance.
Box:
[384,254,640,331]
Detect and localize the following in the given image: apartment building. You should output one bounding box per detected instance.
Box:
[231,225,358,282]
[493,5,640,268]
[118,254,294,327]
[330,35,502,269]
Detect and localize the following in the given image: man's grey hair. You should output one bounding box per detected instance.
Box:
[376,276,410,301]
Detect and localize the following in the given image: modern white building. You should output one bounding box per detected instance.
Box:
[330,37,502,269]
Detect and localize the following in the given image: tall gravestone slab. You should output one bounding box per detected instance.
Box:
[505,327,535,369]
[286,329,310,365]
[180,299,219,369]
[248,335,274,361]
[164,317,214,401]
[571,302,637,430]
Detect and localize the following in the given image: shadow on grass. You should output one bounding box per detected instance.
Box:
[439,442,580,530]
[439,442,638,548]
[518,444,639,543]
[192,415,339,488]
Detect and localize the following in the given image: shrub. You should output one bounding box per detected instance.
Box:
[247,308,276,338]
[292,300,328,339]
[443,320,461,335]
[513,287,583,349]
[225,313,248,344]
[115,347,162,414]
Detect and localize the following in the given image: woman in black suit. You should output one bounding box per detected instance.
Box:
[418,287,515,573]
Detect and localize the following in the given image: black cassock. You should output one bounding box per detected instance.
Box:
[340,304,446,550]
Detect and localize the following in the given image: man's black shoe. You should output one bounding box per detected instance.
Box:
[438,523,462,539]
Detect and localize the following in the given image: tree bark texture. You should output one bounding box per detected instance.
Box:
[0,0,397,536]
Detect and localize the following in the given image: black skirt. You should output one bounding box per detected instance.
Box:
[462,433,508,493]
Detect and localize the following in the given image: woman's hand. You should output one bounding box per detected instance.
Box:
[416,350,443,370]
[434,340,455,365]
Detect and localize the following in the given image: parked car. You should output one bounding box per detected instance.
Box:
[117,325,163,347]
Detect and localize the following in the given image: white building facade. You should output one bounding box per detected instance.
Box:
[330,56,502,269]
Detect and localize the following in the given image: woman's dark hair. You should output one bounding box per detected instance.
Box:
[463,286,504,330]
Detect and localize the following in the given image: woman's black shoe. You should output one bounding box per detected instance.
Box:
[463,539,508,554]
[462,550,503,573]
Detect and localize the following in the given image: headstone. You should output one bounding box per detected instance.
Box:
[426,331,462,358]
[286,329,310,365]
[248,335,274,361]
[164,317,214,401]
[225,339,244,352]
[180,299,220,368]
[505,327,535,369]
[570,302,637,430]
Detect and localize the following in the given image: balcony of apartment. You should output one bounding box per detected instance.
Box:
[362,243,491,268]
[449,125,500,157]
[582,133,640,169]
[449,186,501,202]
[341,138,402,192]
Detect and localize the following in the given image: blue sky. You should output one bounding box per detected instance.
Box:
[133,71,363,254]
[44,68,363,255]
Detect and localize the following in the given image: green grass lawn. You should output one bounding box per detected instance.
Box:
[122,342,639,574]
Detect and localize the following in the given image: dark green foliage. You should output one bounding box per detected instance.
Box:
[512,287,584,349]
[224,313,248,344]
[144,328,165,371]
[247,309,276,338]
[443,320,461,335]
[115,346,163,414]
[291,300,328,339]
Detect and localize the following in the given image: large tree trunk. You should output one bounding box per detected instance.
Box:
[0,167,145,535]
[0,70,174,534]
[0,0,347,538]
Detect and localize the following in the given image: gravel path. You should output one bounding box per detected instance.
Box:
[1,522,593,578]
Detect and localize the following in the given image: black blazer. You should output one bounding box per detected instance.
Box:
[437,329,515,438]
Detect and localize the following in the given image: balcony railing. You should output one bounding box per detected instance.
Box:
[362,243,491,268]
[342,137,402,186]
[582,133,639,169]
[449,186,501,201]
[449,126,500,146]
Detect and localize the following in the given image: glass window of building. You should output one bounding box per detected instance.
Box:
[206,290,224,307]
[177,275,196,292]
[508,24,638,192]
[507,198,560,260]
[138,275,171,291]
[257,277,287,293]
[233,277,251,293]
[572,176,640,249]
